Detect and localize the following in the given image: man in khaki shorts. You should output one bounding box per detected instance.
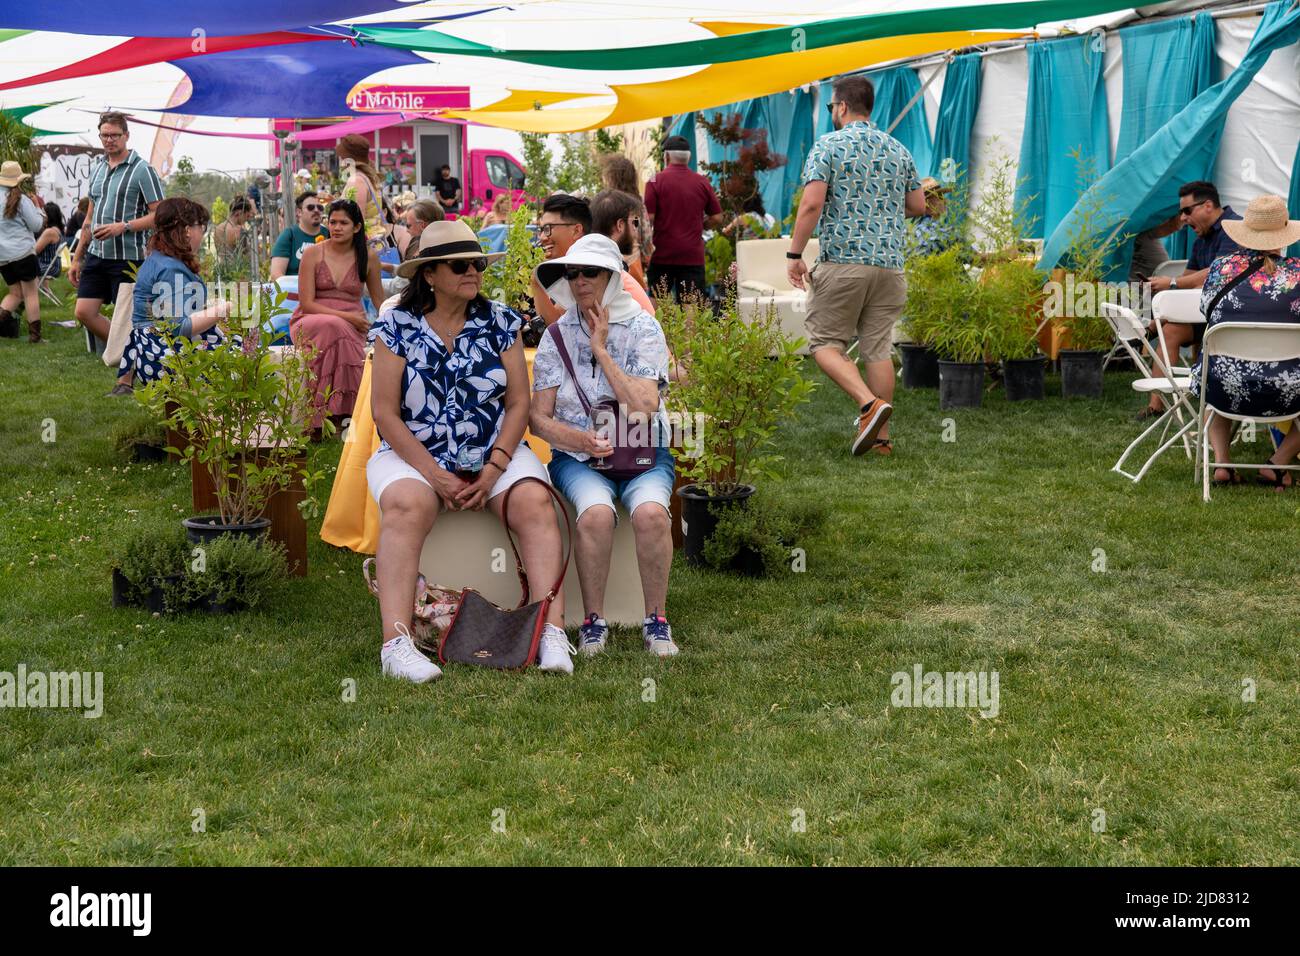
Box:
[788,74,926,456]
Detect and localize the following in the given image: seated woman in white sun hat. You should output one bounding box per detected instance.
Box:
[367,219,574,682]
[528,234,679,659]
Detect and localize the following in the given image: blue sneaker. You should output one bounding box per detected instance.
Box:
[642,612,679,657]
[578,613,608,657]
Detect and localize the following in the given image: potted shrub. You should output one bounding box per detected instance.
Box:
[982,258,1049,401]
[701,497,826,577]
[137,286,323,543]
[175,534,288,613]
[111,415,169,463]
[659,294,813,565]
[901,247,967,388]
[110,520,191,612]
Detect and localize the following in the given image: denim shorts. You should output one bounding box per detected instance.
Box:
[548,446,675,523]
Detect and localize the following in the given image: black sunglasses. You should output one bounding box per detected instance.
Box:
[1178,199,1209,217]
[428,257,488,275]
[564,265,607,280]
[826,101,841,115]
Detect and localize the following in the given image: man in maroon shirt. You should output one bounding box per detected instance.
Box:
[644,135,724,302]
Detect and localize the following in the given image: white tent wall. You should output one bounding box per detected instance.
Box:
[899,6,1300,242]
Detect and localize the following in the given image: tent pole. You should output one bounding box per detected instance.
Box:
[885,56,949,136]
[275,129,293,239]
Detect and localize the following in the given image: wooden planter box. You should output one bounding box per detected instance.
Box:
[190,451,308,577]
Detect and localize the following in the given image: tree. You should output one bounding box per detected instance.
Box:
[0,111,35,170]
[697,111,786,237]
[519,132,554,203]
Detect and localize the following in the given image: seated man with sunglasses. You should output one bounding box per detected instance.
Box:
[1137,181,1243,421]
[270,191,329,280]
[529,235,679,659]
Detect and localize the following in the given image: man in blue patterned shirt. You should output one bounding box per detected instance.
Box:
[788,75,925,456]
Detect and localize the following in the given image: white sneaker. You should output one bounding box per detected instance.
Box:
[578,613,609,657]
[642,612,680,657]
[537,623,576,674]
[381,624,442,683]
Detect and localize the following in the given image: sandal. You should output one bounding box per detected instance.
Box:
[1212,467,1242,486]
[1256,466,1293,490]
[869,438,893,456]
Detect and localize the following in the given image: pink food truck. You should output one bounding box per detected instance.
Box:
[273,100,528,216]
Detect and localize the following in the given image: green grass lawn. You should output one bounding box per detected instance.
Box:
[2,279,1298,865]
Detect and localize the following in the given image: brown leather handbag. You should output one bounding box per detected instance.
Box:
[438,477,572,669]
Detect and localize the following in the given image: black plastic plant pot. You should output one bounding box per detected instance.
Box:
[899,343,941,389]
[1059,349,1106,399]
[1003,356,1047,401]
[938,360,985,409]
[132,442,168,463]
[111,568,134,608]
[182,515,271,545]
[677,484,756,567]
[142,575,182,614]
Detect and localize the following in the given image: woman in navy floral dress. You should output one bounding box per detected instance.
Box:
[1192,195,1300,487]
[366,220,573,682]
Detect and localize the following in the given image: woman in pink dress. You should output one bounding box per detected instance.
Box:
[291,199,385,431]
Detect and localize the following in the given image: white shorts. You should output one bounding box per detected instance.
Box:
[366,442,550,507]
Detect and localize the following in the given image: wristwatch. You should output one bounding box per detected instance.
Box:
[1170,277,1179,289]
[786,251,804,260]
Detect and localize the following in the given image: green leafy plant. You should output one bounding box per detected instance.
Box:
[659,293,813,495]
[697,111,786,232]
[111,519,190,605]
[701,496,827,576]
[519,132,555,201]
[178,534,288,611]
[704,232,735,289]
[1055,148,1129,353]
[902,246,969,347]
[210,195,229,226]
[981,258,1048,361]
[110,415,167,456]
[0,109,35,169]
[136,287,327,526]
[484,203,545,314]
[969,146,1037,263]
[594,128,625,155]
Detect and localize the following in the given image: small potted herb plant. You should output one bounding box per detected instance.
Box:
[111,415,169,463]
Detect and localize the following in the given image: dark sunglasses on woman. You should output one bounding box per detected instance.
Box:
[431,257,489,275]
[564,265,607,280]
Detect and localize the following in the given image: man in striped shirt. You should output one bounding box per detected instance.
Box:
[69,111,164,395]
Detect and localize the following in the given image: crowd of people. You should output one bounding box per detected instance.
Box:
[6,84,1300,682]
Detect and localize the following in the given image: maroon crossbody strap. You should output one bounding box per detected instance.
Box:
[546,320,598,418]
[497,476,573,608]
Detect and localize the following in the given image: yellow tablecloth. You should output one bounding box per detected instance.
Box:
[320,349,550,555]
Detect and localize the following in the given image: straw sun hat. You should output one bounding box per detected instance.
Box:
[0,160,32,188]
[395,219,503,278]
[1221,194,1300,251]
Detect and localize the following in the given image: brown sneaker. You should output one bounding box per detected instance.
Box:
[852,399,893,455]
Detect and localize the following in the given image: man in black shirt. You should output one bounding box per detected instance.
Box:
[435,164,462,214]
[1138,181,1243,420]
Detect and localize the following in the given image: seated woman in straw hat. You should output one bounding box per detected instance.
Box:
[367,219,574,682]
[1192,193,1300,488]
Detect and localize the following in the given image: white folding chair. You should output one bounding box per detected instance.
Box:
[36,241,67,306]
[1151,259,1188,279]
[1151,288,1201,373]
[1195,322,1300,501]
[1101,302,1195,481]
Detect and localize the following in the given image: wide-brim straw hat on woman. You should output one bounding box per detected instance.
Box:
[396,219,503,278]
[0,160,32,188]
[1221,194,1300,251]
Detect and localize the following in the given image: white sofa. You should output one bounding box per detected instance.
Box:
[736,238,819,355]
[416,499,646,628]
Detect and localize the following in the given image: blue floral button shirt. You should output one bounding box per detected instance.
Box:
[375,297,522,471]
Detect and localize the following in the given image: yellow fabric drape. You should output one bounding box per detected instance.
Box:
[319,349,551,556]
[446,30,1025,134]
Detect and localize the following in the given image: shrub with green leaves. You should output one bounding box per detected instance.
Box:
[981,259,1048,361]
[902,246,969,347]
[484,204,545,314]
[111,520,191,606]
[110,416,167,456]
[180,535,287,611]
[701,496,827,576]
[659,293,813,495]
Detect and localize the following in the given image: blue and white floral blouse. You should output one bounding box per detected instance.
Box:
[375,297,522,471]
[1191,253,1300,418]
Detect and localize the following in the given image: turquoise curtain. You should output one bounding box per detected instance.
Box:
[756,88,813,228]
[1115,13,1217,260]
[667,112,698,170]
[814,80,836,140]
[1289,137,1300,258]
[869,67,933,176]
[929,52,981,184]
[1041,0,1300,276]
[1015,34,1110,240]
